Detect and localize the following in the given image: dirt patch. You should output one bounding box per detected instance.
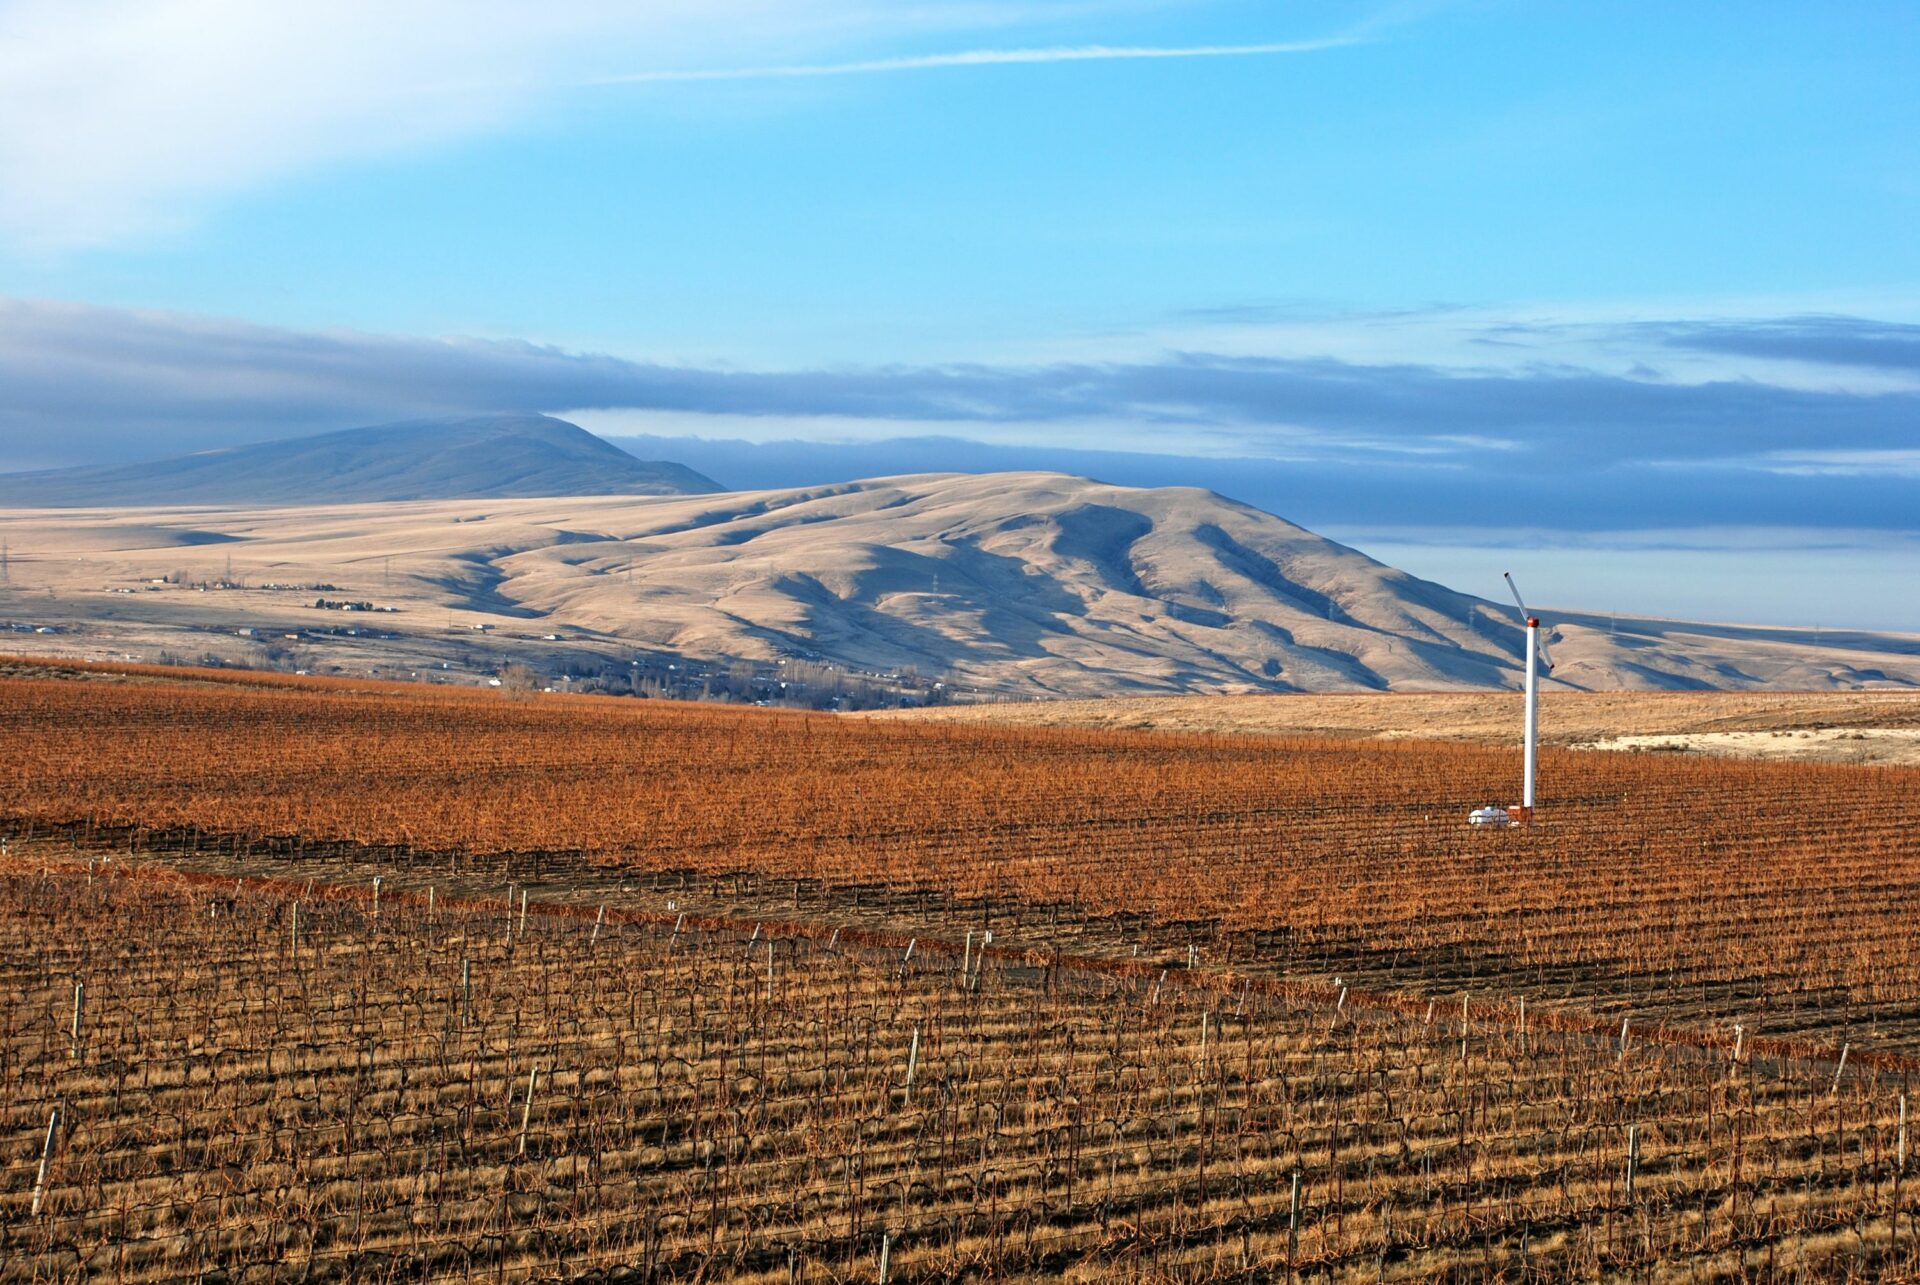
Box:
[1575,728,1920,766]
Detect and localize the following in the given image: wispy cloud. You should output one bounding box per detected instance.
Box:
[578,36,1360,86]
[0,0,1187,251]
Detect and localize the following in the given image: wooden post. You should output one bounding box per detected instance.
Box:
[461,959,472,1028]
[963,930,972,981]
[70,982,83,1056]
[1518,995,1527,1054]
[290,901,300,958]
[766,939,775,1003]
[30,1108,58,1215]
[591,905,605,947]
[517,1065,540,1157]
[1619,1017,1630,1060]
[1900,1094,1908,1173]
[1199,1011,1210,1073]
[427,885,435,917]
[1831,1043,1849,1096]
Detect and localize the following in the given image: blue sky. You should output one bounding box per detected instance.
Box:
[1,0,1917,627]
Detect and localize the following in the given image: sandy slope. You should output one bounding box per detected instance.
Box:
[0,472,1915,696]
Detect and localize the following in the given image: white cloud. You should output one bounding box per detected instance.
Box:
[0,0,1154,251]
[577,35,1358,86]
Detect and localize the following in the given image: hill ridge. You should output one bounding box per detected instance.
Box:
[0,413,722,506]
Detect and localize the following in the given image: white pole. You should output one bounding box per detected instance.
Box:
[30,1108,58,1215]
[1521,617,1539,821]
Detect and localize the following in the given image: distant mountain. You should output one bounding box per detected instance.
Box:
[0,414,722,506]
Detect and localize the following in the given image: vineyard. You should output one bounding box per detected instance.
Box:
[5,856,1919,1281]
[3,662,1920,1278]
[1,668,1917,1048]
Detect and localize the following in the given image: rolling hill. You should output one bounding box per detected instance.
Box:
[2,470,1914,696]
[0,414,722,506]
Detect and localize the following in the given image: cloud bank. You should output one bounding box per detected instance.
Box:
[2,298,1917,537]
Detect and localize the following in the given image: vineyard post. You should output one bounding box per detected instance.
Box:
[1624,1124,1639,1202]
[879,1231,892,1285]
[372,876,381,919]
[766,939,774,1004]
[963,930,972,982]
[427,885,435,917]
[1734,1023,1745,1064]
[1900,1093,1908,1173]
[290,901,300,959]
[1460,993,1468,1062]
[1618,1017,1630,1061]
[518,888,528,938]
[1898,1092,1908,1259]
[30,1106,58,1216]
[70,981,83,1057]
[591,905,605,947]
[1288,1170,1301,1281]
[1518,995,1527,1055]
[1831,1043,1849,1096]
[1198,1011,1210,1074]
[905,1025,919,1106]
[505,883,515,940]
[517,1064,541,1157]
[461,959,472,1028]
[897,938,915,982]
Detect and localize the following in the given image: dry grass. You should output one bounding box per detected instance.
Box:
[868,690,1920,763]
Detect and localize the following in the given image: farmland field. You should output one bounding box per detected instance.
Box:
[3,659,1920,1279]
